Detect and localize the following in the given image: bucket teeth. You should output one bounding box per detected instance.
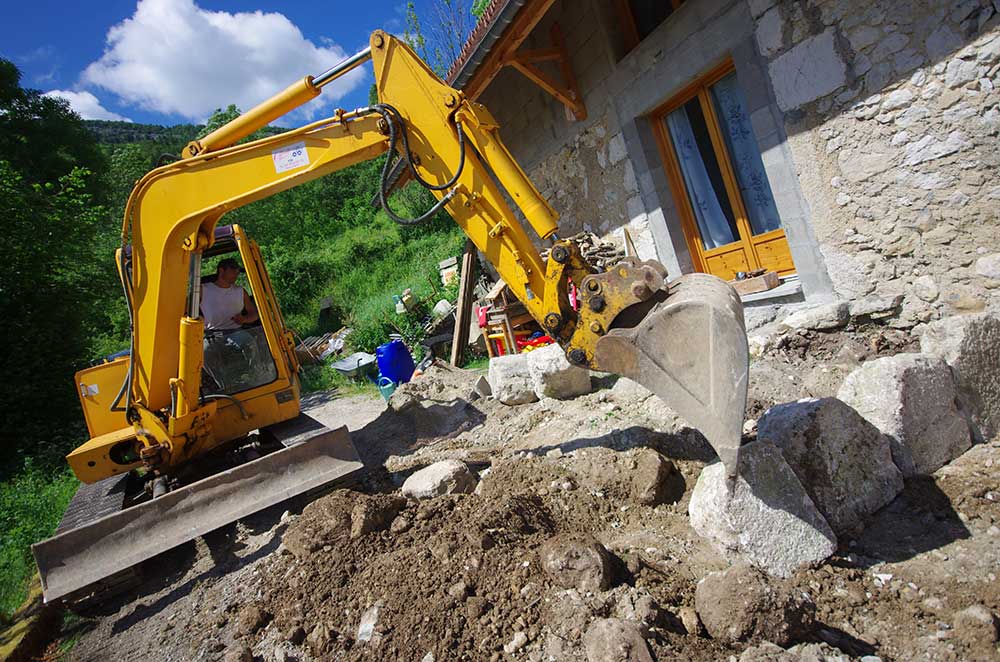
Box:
[594,273,749,479]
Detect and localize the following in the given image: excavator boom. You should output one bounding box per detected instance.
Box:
[34,31,748,603]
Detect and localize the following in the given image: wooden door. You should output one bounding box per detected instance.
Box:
[653,61,795,281]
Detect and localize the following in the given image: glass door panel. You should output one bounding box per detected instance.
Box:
[666,99,740,251]
[710,72,782,236]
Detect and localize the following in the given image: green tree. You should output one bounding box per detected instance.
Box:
[0,62,111,468]
[471,0,490,18]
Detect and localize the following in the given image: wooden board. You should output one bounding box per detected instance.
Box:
[729,271,780,296]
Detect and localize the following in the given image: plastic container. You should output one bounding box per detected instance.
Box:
[376,339,415,384]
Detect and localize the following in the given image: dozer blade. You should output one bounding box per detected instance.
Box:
[594,273,749,479]
[33,422,363,604]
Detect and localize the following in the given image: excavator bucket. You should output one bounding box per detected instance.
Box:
[594,273,749,480]
[33,420,363,604]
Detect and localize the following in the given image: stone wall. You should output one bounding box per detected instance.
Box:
[750,0,1000,324]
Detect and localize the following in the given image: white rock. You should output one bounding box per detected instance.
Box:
[356,601,382,643]
[756,7,784,57]
[689,441,837,578]
[838,354,972,476]
[920,313,1000,440]
[882,88,914,111]
[503,631,528,654]
[488,353,538,405]
[848,294,903,319]
[401,460,477,499]
[583,618,653,662]
[758,398,903,534]
[779,302,850,331]
[526,343,592,400]
[902,132,971,166]
[975,253,1000,280]
[912,275,940,302]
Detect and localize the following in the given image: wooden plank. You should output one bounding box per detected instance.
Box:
[451,239,478,366]
[729,271,780,296]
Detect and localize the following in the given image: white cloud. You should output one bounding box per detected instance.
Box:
[82,0,368,123]
[43,90,132,121]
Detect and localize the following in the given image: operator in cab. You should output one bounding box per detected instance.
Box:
[201,257,274,393]
[201,258,258,330]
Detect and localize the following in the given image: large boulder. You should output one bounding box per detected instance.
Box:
[695,564,815,646]
[488,353,538,405]
[920,312,1000,441]
[539,535,613,592]
[838,353,972,476]
[758,398,903,534]
[526,343,592,399]
[401,460,477,499]
[689,441,836,578]
[583,619,653,662]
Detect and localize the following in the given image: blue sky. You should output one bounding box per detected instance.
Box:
[1,0,443,126]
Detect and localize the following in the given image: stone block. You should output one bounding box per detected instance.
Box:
[975,253,1000,280]
[920,312,1000,440]
[526,343,592,400]
[695,564,815,646]
[848,294,903,319]
[779,302,850,331]
[488,353,539,405]
[689,441,837,578]
[838,354,971,476]
[758,398,903,534]
[583,619,653,662]
[539,536,613,592]
[401,460,477,499]
[769,30,846,111]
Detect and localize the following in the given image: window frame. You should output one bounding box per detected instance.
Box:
[650,58,789,277]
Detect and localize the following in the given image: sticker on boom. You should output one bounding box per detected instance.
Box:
[272,141,309,173]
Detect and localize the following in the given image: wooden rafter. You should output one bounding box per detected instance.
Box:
[506,23,586,121]
[463,0,558,100]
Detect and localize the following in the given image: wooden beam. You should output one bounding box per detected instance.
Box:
[550,23,586,121]
[508,59,585,120]
[463,0,558,101]
[513,47,561,63]
[450,239,477,367]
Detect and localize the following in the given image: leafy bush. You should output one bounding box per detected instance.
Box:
[0,462,78,616]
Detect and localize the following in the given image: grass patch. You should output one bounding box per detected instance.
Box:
[0,463,78,617]
[462,356,490,371]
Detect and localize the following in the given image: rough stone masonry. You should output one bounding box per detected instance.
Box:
[752,0,1000,322]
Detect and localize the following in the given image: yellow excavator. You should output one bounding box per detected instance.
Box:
[33,31,748,603]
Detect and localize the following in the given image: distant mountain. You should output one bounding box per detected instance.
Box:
[83,119,287,147]
[83,119,201,145]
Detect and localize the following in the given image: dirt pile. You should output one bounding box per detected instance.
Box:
[63,324,1000,662]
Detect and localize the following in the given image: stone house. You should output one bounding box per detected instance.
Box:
[446,0,1000,324]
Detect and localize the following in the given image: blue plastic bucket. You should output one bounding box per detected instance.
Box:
[376,339,415,384]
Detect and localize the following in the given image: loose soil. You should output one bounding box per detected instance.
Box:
[59,326,999,661]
